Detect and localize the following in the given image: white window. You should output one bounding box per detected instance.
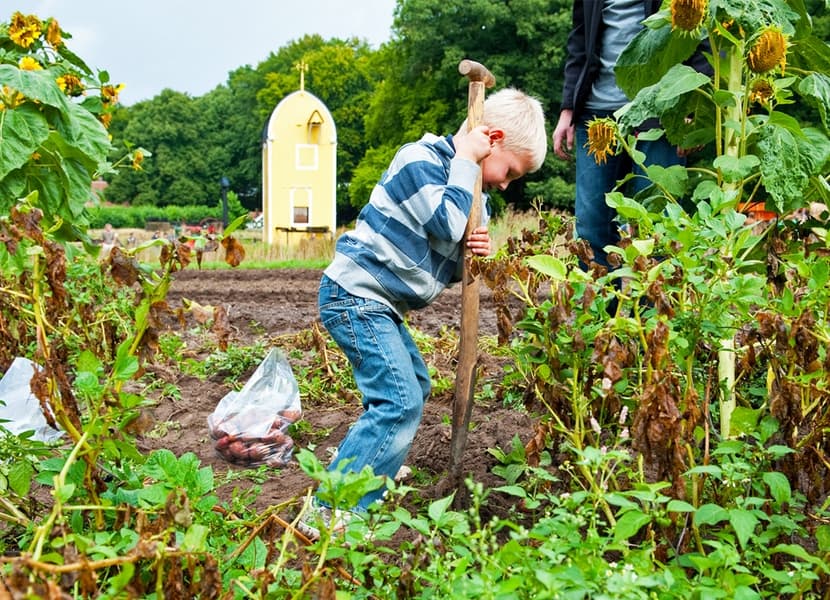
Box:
[295,144,318,170]
[290,188,312,226]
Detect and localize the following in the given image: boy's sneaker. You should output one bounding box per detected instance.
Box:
[295,502,353,542]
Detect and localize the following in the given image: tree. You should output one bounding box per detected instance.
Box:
[357,0,575,211]
[106,90,213,206]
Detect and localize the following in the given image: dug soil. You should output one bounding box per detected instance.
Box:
[144,268,535,517]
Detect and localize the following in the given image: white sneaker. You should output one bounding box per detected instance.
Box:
[295,502,353,542]
[394,465,412,482]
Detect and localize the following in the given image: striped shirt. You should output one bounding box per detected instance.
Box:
[324,133,487,319]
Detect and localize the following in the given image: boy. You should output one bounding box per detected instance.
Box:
[301,87,547,540]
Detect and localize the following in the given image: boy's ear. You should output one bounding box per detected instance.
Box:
[489,129,505,143]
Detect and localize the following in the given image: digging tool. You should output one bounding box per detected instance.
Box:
[448,59,495,503]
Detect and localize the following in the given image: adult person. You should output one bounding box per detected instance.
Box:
[101,223,117,245]
[100,223,118,257]
[298,88,548,541]
[552,0,710,271]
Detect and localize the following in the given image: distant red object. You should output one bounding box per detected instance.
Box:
[738,202,777,222]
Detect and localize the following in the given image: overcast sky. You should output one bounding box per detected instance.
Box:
[29,0,397,105]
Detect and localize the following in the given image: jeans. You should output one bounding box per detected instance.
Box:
[318,274,431,511]
[575,111,685,269]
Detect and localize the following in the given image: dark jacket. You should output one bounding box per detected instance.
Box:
[560,0,708,117]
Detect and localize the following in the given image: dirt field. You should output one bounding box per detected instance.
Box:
[146,268,534,515]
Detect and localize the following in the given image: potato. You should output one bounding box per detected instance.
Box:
[215,445,233,461]
[268,417,288,432]
[209,426,227,440]
[228,440,250,460]
[246,442,269,462]
[261,431,288,445]
[278,409,302,422]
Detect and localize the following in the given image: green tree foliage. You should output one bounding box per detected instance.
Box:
[358,0,575,211]
[106,90,208,206]
[105,0,581,220]
[107,0,584,222]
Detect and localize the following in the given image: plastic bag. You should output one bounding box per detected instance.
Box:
[0,357,64,443]
[207,348,301,467]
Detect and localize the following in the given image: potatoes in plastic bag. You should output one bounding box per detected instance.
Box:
[207,348,301,467]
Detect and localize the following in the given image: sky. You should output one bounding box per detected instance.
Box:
[29,0,398,105]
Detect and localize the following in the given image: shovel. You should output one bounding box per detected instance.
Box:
[447,59,495,504]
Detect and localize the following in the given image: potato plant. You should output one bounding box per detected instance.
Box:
[1,3,830,599]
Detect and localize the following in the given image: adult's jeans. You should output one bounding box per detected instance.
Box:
[318,274,431,511]
[575,111,685,269]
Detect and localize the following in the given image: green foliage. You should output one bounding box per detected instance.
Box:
[614,0,830,212]
[348,143,398,210]
[203,342,268,383]
[101,0,577,219]
[0,10,139,240]
[105,90,228,207]
[85,192,246,228]
[3,5,830,597]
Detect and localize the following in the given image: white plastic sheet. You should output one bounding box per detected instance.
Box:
[0,357,64,442]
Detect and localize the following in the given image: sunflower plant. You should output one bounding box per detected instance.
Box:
[517,0,830,516]
[610,0,830,214]
[0,11,140,242]
[609,0,830,431]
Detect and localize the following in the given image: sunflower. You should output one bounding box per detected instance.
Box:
[19,56,42,71]
[101,84,124,105]
[8,12,42,49]
[0,86,25,110]
[749,78,775,107]
[132,150,145,170]
[585,118,618,165]
[747,26,788,74]
[670,0,708,34]
[56,74,84,96]
[46,18,62,47]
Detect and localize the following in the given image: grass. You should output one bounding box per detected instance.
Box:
[121,207,545,270]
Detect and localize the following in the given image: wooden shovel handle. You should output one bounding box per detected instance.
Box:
[448,59,495,505]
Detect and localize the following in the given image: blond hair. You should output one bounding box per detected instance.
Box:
[480,88,548,172]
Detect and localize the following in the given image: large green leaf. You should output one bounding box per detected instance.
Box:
[0,65,71,113]
[713,0,799,36]
[0,105,50,181]
[662,89,718,147]
[694,503,729,526]
[728,508,759,550]
[616,65,711,136]
[755,123,815,212]
[798,72,830,134]
[801,127,830,178]
[615,24,701,99]
[59,101,112,165]
[613,510,652,542]
[790,34,830,75]
[762,471,791,506]
[43,132,99,217]
[526,254,567,280]
[644,164,690,197]
[0,169,26,213]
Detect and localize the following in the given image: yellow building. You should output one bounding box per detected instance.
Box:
[261,67,337,245]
